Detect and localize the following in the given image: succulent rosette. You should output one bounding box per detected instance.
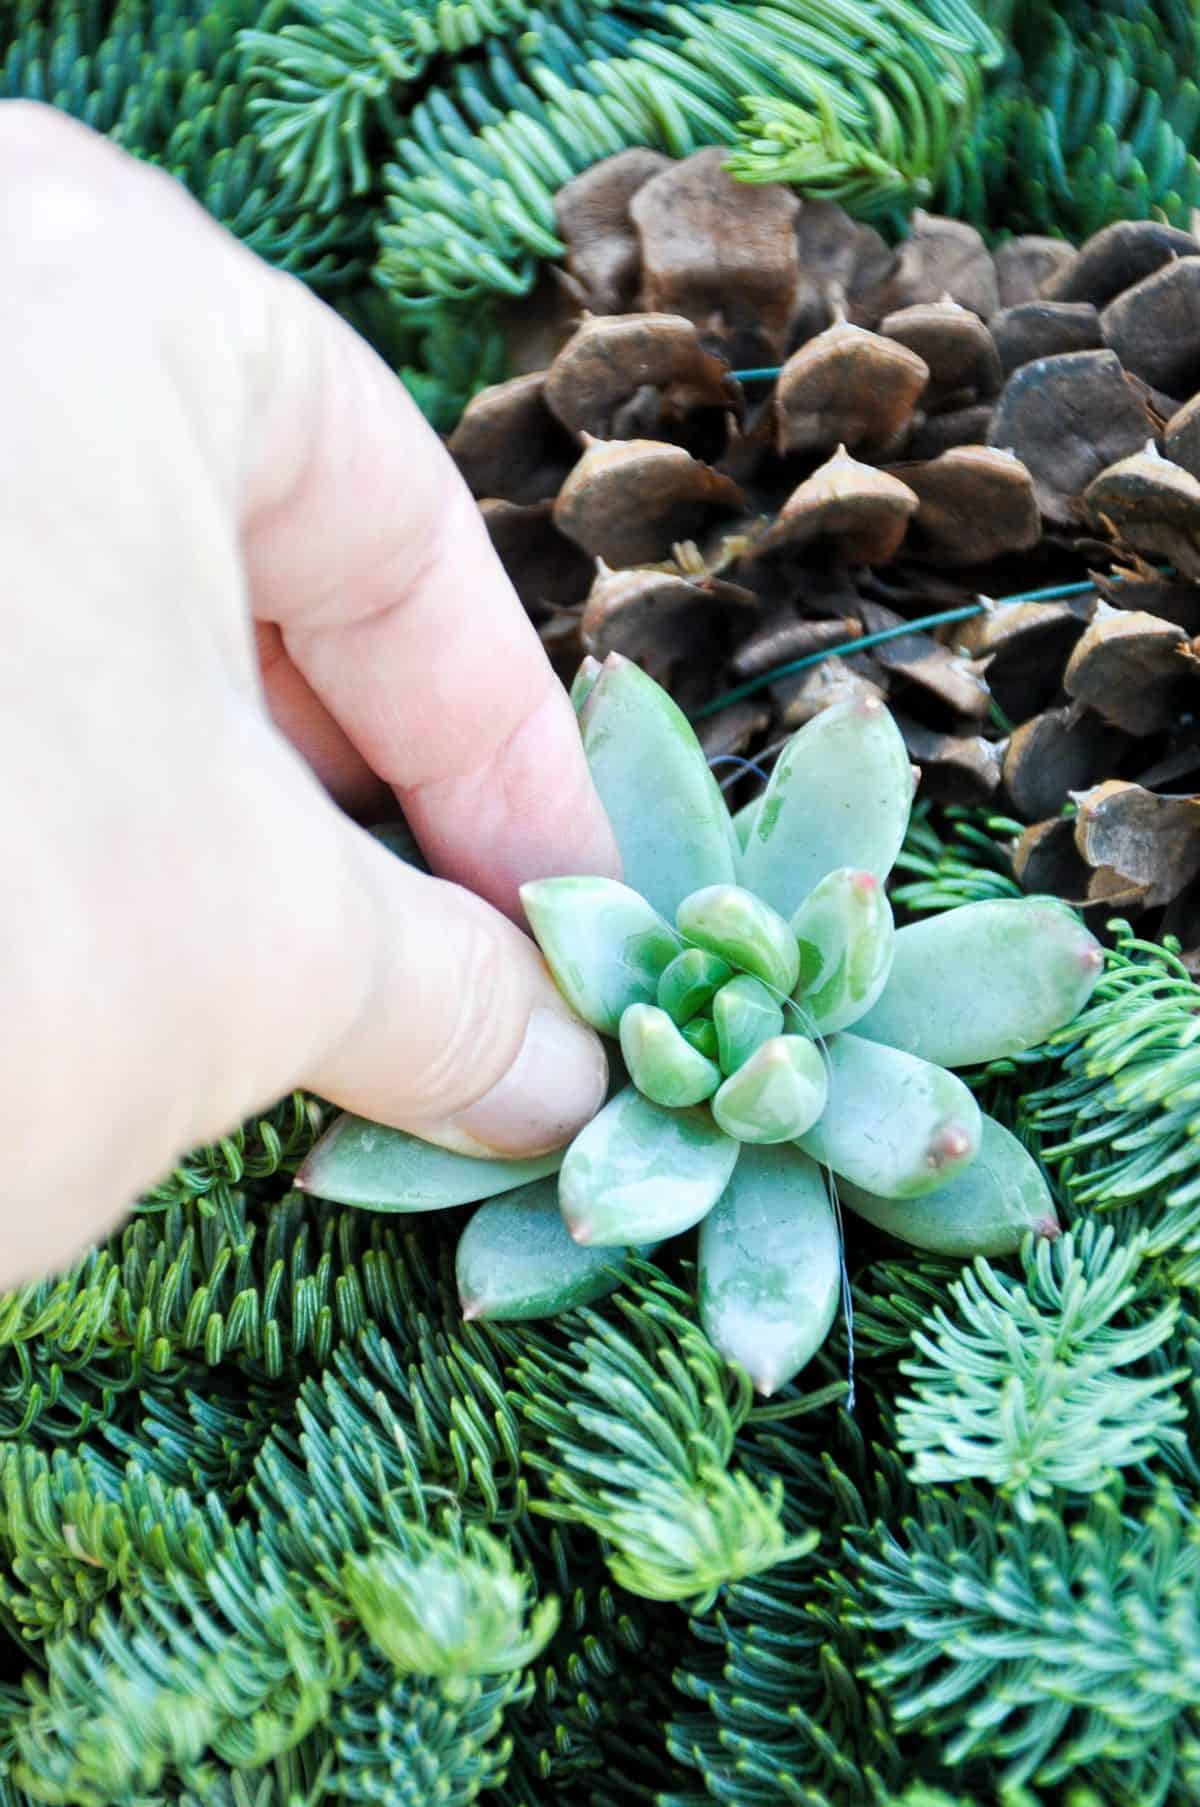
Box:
[301,655,1103,1392]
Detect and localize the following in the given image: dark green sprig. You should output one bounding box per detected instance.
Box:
[848,1482,1200,1802]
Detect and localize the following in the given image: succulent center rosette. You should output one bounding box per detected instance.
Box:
[299,655,1103,1394]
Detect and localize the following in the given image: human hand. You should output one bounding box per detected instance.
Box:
[0,104,619,1283]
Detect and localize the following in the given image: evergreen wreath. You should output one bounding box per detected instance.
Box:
[3,0,1200,1800]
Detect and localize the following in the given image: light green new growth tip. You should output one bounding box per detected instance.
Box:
[301,654,1104,1393]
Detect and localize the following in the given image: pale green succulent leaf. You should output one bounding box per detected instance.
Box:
[619,1003,722,1108]
[682,1016,721,1061]
[732,797,760,852]
[521,875,682,1036]
[571,655,604,714]
[699,1143,841,1395]
[298,1114,562,1210]
[713,974,785,1074]
[456,1178,652,1320]
[579,655,736,918]
[790,867,895,1035]
[656,948,733,1025]
[854,897,1104,1067]
[712,1034,828,1143]
[797,1033,980,1199]
[559,1084,739,1245]
[739,698,913,915]
[837,1114,1059,1257]
[676,884,800,994]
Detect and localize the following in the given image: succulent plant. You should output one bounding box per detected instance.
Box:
[300,657,1103,1394]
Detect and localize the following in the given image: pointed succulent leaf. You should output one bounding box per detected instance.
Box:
[712,1035,827,1143]
[297,1114,562,1210]
[790,867,894,1034]
[713,975,785,1073]
[559,1084,739,1245]
[619,1003,722,1107]
[732,797,760,852]
[699,1144,840,1395]
[853,897,1104,1067]
[676,885,800,994]
[579,654,736,917]
[739,698,913,915]
[712,768,745,872]
[456,1179,652,1320]
[837,1114,1059,1257]
[656,947,734,1024]
[571,654,604,714]
[521,876,681,1036]
[797,1033,980,1199]
[682,1016,720,1061]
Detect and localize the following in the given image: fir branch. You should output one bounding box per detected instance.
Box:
[318,1647,523,1805]
[170,1744,333,1807]
[1025,924,1200,1282]
[891,803,1025,919]
[848,1482,1200,1802]
[375,0,995,310]
[341,1527,559,1676]
[100,1381,284,1500]
[724,0,1002,209]
[9,1477,539,1805]
[505,1272,813,1607]
[140,1093,326,1216]
[894,1225,1186,1516]
[849,1255,965,1369]
[239,0,571,211]
[666,1414,918,1806]
[941,0,1200,236]
[497,1535,685,1801]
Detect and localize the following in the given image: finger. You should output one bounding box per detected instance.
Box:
[206,724,610,1158]
[4,705,609,1284]
[10,104,619,919]
[254,622,390,815]
[0,110,615,1273]
[239,299,620,917]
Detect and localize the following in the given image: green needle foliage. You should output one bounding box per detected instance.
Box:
[506,1274,813,1607]
[893,1224,1186,1515]
[1027,926,1200,1285]
[848,1482,1200,1802]
[943,0,1200,237]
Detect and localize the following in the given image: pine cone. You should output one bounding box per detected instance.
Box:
[449,149,1200,962]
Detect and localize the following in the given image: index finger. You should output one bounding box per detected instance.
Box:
[237,269,620,916]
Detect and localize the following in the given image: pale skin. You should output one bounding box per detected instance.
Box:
[0,103,620,1285]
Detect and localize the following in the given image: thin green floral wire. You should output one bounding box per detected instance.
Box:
[692,580,1098,720]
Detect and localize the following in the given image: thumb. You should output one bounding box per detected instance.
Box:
[276,771,610,1158]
